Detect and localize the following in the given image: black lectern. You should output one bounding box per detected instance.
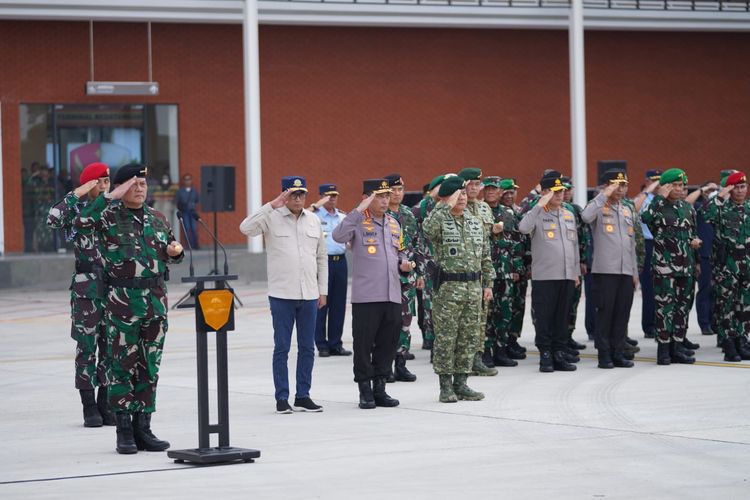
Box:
[167,274,260,465]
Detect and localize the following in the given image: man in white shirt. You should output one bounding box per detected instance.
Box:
[240,176,328,414]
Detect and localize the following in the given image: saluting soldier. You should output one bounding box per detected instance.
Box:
[75,164,184,454]
[581,169,638,368]
[701,171,750,361]
[47,162,114,428]
[519,171,581,372]
[641,168,701,365]
[458,167,498,377]
[424,176,495,403]
[561,176,590,353]
[385,173,419,382]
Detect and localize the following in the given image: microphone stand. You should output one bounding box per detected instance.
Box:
[193,212,244,308]
[172,210,198,310]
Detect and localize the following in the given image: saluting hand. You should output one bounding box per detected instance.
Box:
[356,193,376,213]
[73,179,100,199]
[108,177,137,200]
[309,195,330,211]
[644,180,660,194]
[719,185,734,200]
[656,184,673,198]
[445,189,461,208]
[537,191,554,208]
[430,185,441,199]
[602,182,618,198]
[270,189,291,209]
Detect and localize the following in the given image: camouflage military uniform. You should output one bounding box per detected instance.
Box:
[701,195,750,342]
[424,203,495,375]
[76,195,183,413]
[485,203,527,350]
[642,195,699,344]
[387,204,419,352]
[466,199,495,355]
[47,192,108,390]
[413,196,437,343]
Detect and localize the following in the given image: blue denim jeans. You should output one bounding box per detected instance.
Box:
[269,297,317,401]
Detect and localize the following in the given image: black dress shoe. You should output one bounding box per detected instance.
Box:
[682,337,700,350]
[612,352,634,368]
[506,344,527,360]
[552,351,577,371]
[329,347,352,356]
[597,350,614,369]
[318,349,330,357]
[644,329,656,339]
[568,339,586,351]
[539,350,554,373]
[700,327,715,336]
[403,350,415,361]
[625,337,639,347]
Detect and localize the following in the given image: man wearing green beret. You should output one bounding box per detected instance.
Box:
[701,171,750,361]
[458,167,498,376]
[642,168,702,365]
[424,176,496,402]
[482,177,528,367]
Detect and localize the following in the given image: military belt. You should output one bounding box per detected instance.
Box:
[75,262,102,274]
[441,271,481,282]
[106,275,165,289]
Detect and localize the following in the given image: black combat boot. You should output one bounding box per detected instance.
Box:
[372,377,399,407]
[622,350,635,360]
[394,354,417,382]
[115,412,137,454]
[97,386,115,426]
[723,338,742,362]
[403,350,415,361]
[79,389,103,428]
[682,337,700,350]
[132,412,170,451]
[422,338,434,350]
[539,350,554,373]
[656,342,671,365]
[506,342,527,360]
[669,340,695,364]
[612,351,634,368]
[625,336,639,347]
[597,350,614,369]
[674,341,694,357]
[568,338,586,351]
[482,346,495,368]
[553,351,577,371]
[492,345,518,367]
[508,335,527,354]
[358,381,376,409]
[735,336,750,360]
[561,347,580,363]
[385,366,396,383]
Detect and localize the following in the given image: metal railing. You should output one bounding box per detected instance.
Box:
[267,0,750,11]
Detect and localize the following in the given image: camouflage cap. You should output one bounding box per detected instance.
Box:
[482,176,502,188]
[499,178,519,190]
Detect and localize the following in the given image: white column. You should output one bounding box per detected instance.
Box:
[569,0,588,207]
[0,102,5,255]
[243,0,263,253]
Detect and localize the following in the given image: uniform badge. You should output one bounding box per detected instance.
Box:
[628,227,634,235]
[623,208,631,217]
[547,231,555,239]
[550,223,557,229]
[449,247,458,256]
[605,225,614,233]
[367,246,377,254]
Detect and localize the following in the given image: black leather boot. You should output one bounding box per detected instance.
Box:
[553,351,577,371]
[506,342,527,360]
[372,377,399,407]
[539,350,554,373]
[597,350,614,369]
[482,346,495,368]
[656,342,671,365]
[724,338,741,362]
[612,351,634,368]
[79,389,103,428]
[385,366,396,383]
[568,338,586,350]
[735,337,750,360]
[674,341,694,357]
[682,337,700,350]
[670,340,695,364]
[422,338,434,350]
[97,386,115,426]
[508,335,527,354]
[561,347,580,363]
[115,412,137,454]
[358,381,376,409]
[394,354,417,382]
[492,345,518,367]
[625,336,639,347]
[132,412,170,451]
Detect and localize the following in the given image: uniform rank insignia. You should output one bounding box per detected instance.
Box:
[547,231,555,239]
[367,245,377,254]
[606,225,614,233]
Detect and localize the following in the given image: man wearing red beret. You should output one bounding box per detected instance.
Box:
[47,162,114,427]
[702,171,750,361]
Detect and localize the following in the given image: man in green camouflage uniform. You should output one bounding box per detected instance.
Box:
[424,176,496,402]
[701,171,750,361]
[385,173,418,381]
[47,162,114,427]
[76,164,184,454]
[459,167,498,376]
[641,168,701,365]
[482,177,526,368]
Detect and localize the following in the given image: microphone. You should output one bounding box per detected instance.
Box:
[176,211,195,277]
[192,212,230,276]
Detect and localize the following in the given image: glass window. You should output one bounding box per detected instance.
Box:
[19,103,179,253]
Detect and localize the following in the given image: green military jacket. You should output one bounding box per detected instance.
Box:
[642,194,698,277]
[387,204,419,285]
[702,195,750,275]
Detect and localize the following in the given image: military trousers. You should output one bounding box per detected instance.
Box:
[653,273,694,344]
[398,280,417,351]
[433,282,482,375]
[713,264,750,340]
[106,312,167,413]
[351,302,401,382]
[531,280,575,352]
[315,255,348,352]
[592,274,635,353]
[510,277,528,337]
[71,296,108,390]
[640,239,656,335]
[486,276,512,348]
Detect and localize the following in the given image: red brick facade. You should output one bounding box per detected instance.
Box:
[2,22,749,252]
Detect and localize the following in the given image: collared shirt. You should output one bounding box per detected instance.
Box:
[581,192,638,276]
[332,209,405,304]
[240,203,328,300]
[314,207,347,255]
[640,192,654,240]
[519,203,581,281]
